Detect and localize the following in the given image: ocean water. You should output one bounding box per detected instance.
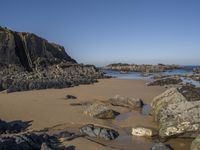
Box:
[103,66,200,87]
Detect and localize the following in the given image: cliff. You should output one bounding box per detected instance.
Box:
[0,26,103,92]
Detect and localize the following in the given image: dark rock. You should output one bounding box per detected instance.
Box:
[178,85,200,101]
[104,63,181,73]
[0,26,104,93]
[80,124,119,140]
[147,77,182,86]
[66,95,77,99]
[0,120,31,134]
[151,142,174,150]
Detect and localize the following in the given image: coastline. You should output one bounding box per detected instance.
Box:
[0,78,192,149]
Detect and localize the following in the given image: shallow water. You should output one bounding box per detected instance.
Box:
[104,67,200,87]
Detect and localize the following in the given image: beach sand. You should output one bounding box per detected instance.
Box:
[0,79,192,150]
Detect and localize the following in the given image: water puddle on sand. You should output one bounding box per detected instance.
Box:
[115,111,135,122]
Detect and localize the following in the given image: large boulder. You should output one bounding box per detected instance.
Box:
[151,87,200,138]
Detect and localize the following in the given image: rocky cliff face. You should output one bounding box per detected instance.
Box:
[0,26,104,92]
[0,26,76,71]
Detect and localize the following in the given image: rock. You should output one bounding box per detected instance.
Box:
[84,103,119,119]
[104,63,181,73]
[151,142,174,150]
[80,124,119,140]
[0,134,46,150]
[66,95,77,99]
[131,127,157,137]
[151,87,200,138]
[193,68,200,74]
[40,143,53,150]
[191,136,200,150]
[109,95,144,109]
[0,26,104,92]
[178,85,200,101]
[147,77,182,86]
[0,120,31,134]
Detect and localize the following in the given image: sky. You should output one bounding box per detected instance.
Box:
[1,0,200,66]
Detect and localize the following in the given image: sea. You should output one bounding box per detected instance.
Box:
[103,66,200,87]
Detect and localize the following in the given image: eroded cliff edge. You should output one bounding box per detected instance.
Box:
[0,26,104,92]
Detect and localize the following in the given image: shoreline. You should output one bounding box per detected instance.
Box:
[0,78,192,149]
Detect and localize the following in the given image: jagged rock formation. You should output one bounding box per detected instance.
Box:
[104,63,181,73]
[146,77,182,86]
[0,26,104,92]
[151,86,200,139]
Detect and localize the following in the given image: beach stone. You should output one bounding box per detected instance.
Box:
[131,127,157,137]
[191,136,200,150]
[109,95,144,109]
[84,103,119,119]
[147,77,182,86]
[66,95,77,99]
[80,124,119,140]
[151,87,200,138]
[151,142,174,150]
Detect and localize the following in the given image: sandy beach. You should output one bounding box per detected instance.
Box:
[0,79,192,150]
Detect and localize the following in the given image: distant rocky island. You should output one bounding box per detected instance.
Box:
[0,26,104,92]
[104,63,181,73]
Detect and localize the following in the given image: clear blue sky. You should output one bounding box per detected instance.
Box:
[1,0,200,66]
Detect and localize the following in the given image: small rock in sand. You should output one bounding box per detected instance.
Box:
[66,95,77,99]
[84,102,119,119]
[131,127,157,137]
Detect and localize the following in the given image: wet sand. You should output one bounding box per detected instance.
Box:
[0,79,192,149]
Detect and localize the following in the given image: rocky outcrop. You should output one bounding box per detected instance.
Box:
[193,68,200,74]
[0,26,104,92]
[146,77,182,86]
[0,133,67,150]
[151,87,200,139]
[104,63,181,73]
